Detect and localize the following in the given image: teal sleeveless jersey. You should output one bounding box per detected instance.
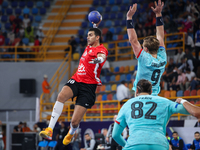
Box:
[116,95,189,149]
[133,46,167,95]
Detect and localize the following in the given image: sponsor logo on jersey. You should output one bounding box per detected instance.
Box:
[78,63,86,75]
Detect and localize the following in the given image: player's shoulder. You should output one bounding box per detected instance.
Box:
[96,44,108,55]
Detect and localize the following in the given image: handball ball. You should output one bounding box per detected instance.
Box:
[88,11,102,24]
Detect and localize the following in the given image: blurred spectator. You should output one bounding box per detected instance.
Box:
[33,123,42,141]
[36,26,45,45]
[116,80,131,104]
[179,24,187,33]
[101,60,111,76]
[180,68,196,91]
[169,68,179,91]
[166,133,171,143]
[176,0,185,16]
[0,12,2,22]
[185,33,194,49]
[33,36,40,52]
[105,31,113,42]
[55,122,69,150]
[14,15,22,27]
[23,14,30,28]
[7,26,15,44]
[195,25,200,60]
[25,23,34,42]
[19,25,25,38]
[163,58,176,83]
[13,122,23,133]
[9,15,15,24]
[142,28,147,37]
[0,121,4,150]
[190,131,200,150]
[193,13,200,42]
[42,74,51,109]
[182,16,193,32]
[17,41,26,58]
[72,127,81,150]
[69,36,77,54]
[194,119,200,127]
[170,131,187,150]
[22,122,31,132]
[176,69,186,91]
[189,66,200,90]
[174,48,185,66]
[80,133,96,150]
[136,30,142,38]
[79,36,87,56]
[0,31,5,52]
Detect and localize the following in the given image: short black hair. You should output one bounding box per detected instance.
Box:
[166,133,168,136]
[137,79,152,94]
[121,80,126,84]
[89,28,102,42]
[186,67,191,72]
[194,13,199,17]
[195,131,200,134]
[84,133,90,136]
[173,131,178,134]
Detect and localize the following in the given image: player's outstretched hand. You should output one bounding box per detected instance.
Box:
[175,98,182,104]
[126,4,137,20]
[92,16,102,28]
[89,58,100,64]
[151,0,164,15]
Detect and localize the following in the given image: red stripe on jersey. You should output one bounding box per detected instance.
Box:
[136,48,143,59]
[115,120,120,124]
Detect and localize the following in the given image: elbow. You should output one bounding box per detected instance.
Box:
[129,38,137,44]
[193,112,200,118]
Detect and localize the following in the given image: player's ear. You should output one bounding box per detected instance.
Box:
[135,89,138,97]
[96,35,100,41]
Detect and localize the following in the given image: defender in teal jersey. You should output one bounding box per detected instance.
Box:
[112,79,190,150]
[127,0,166,95]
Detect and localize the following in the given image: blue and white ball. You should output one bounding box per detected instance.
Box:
[88,11,102,24]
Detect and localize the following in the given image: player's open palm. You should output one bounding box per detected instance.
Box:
[126,4,137,19]
[175,98,182,104]
[151,0,164,14]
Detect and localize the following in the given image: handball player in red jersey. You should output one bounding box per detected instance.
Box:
[40,22,108,145]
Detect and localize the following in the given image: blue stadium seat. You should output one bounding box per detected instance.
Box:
[0,23,1,29]
[118,42,124,47]
[32,22,39,27]
[167,43,173,48]
[81,22,88,28]
[5,23,11,30]
[108,43,115,49]
[36,1,43,8]
[120,74,126,82]
[105,6,111,12]
[44,1,50,8]
[132,0,138,3]
[100,0,106,5]
[32,8,38,15]
[27,1,34,8]
[105,76,110,82]
[114,67,119,73]
[115,27,122,34]
[109,13,116,19]
[116,0,122,4]
[19,15,24,20]
[1,15,8,22]
[93,0,99,6]
[75,37,80,44]
[1,8,5,15]
[48,141,57,148]
[2,1,8,8]
[120,5,126,11]
[23,8,30,14]
[38,141,48,148]
[98,21,104,28]
[126,74,132,81]
[109,0,115,5]
[123,34,128,39]
[177,90,183,97]
[172,43,178,47]
[97,6,103,13]
[19,1,25,8]
[113,94,117,100]
[101,76,106,83]
[11,1,18,8]
[123,0,130,4]
[78,29,84,36]
[109,27,115,34]
[106,85,111,91]
[105,20,112,27]
[110,75,115,82]
[114,20,120,27]
[40,8,46,15]
[89,22,93,28]
[29,15,33,22]
[113,35,118,41]
[103,14,109,20]
[117,12,123,19]
[15,8,22,15]
[6,8,13,15]
[89,7,95,12]
[102,94,107,101]
[22,38,29,45]
[35,15,41,22]
[121,20,126,26]
[111,6,119,12]
[5,38,10,45]
[135,65,138,71]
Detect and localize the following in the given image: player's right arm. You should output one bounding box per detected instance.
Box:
[151,0,165,48]
[176,98,200,118]
[126,4,142,57]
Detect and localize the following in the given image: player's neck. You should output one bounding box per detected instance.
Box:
[138,93,150,96]
[90,42,100,47]
[151,54,157,58]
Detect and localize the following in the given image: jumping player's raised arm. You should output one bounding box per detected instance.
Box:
[126,4,142,58]
[151,0,165,48]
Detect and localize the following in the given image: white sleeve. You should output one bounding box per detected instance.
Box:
[187,59,194,72]
[122,128,127,139]
[195,33,197,39]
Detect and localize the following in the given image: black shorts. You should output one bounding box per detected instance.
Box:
[65,79,97,108]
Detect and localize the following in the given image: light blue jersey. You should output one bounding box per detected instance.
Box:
[116,95,189,149]
[133,46,167,95]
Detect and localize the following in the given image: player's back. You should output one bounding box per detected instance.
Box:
[121,95,175,149]
[133,46,167,95]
